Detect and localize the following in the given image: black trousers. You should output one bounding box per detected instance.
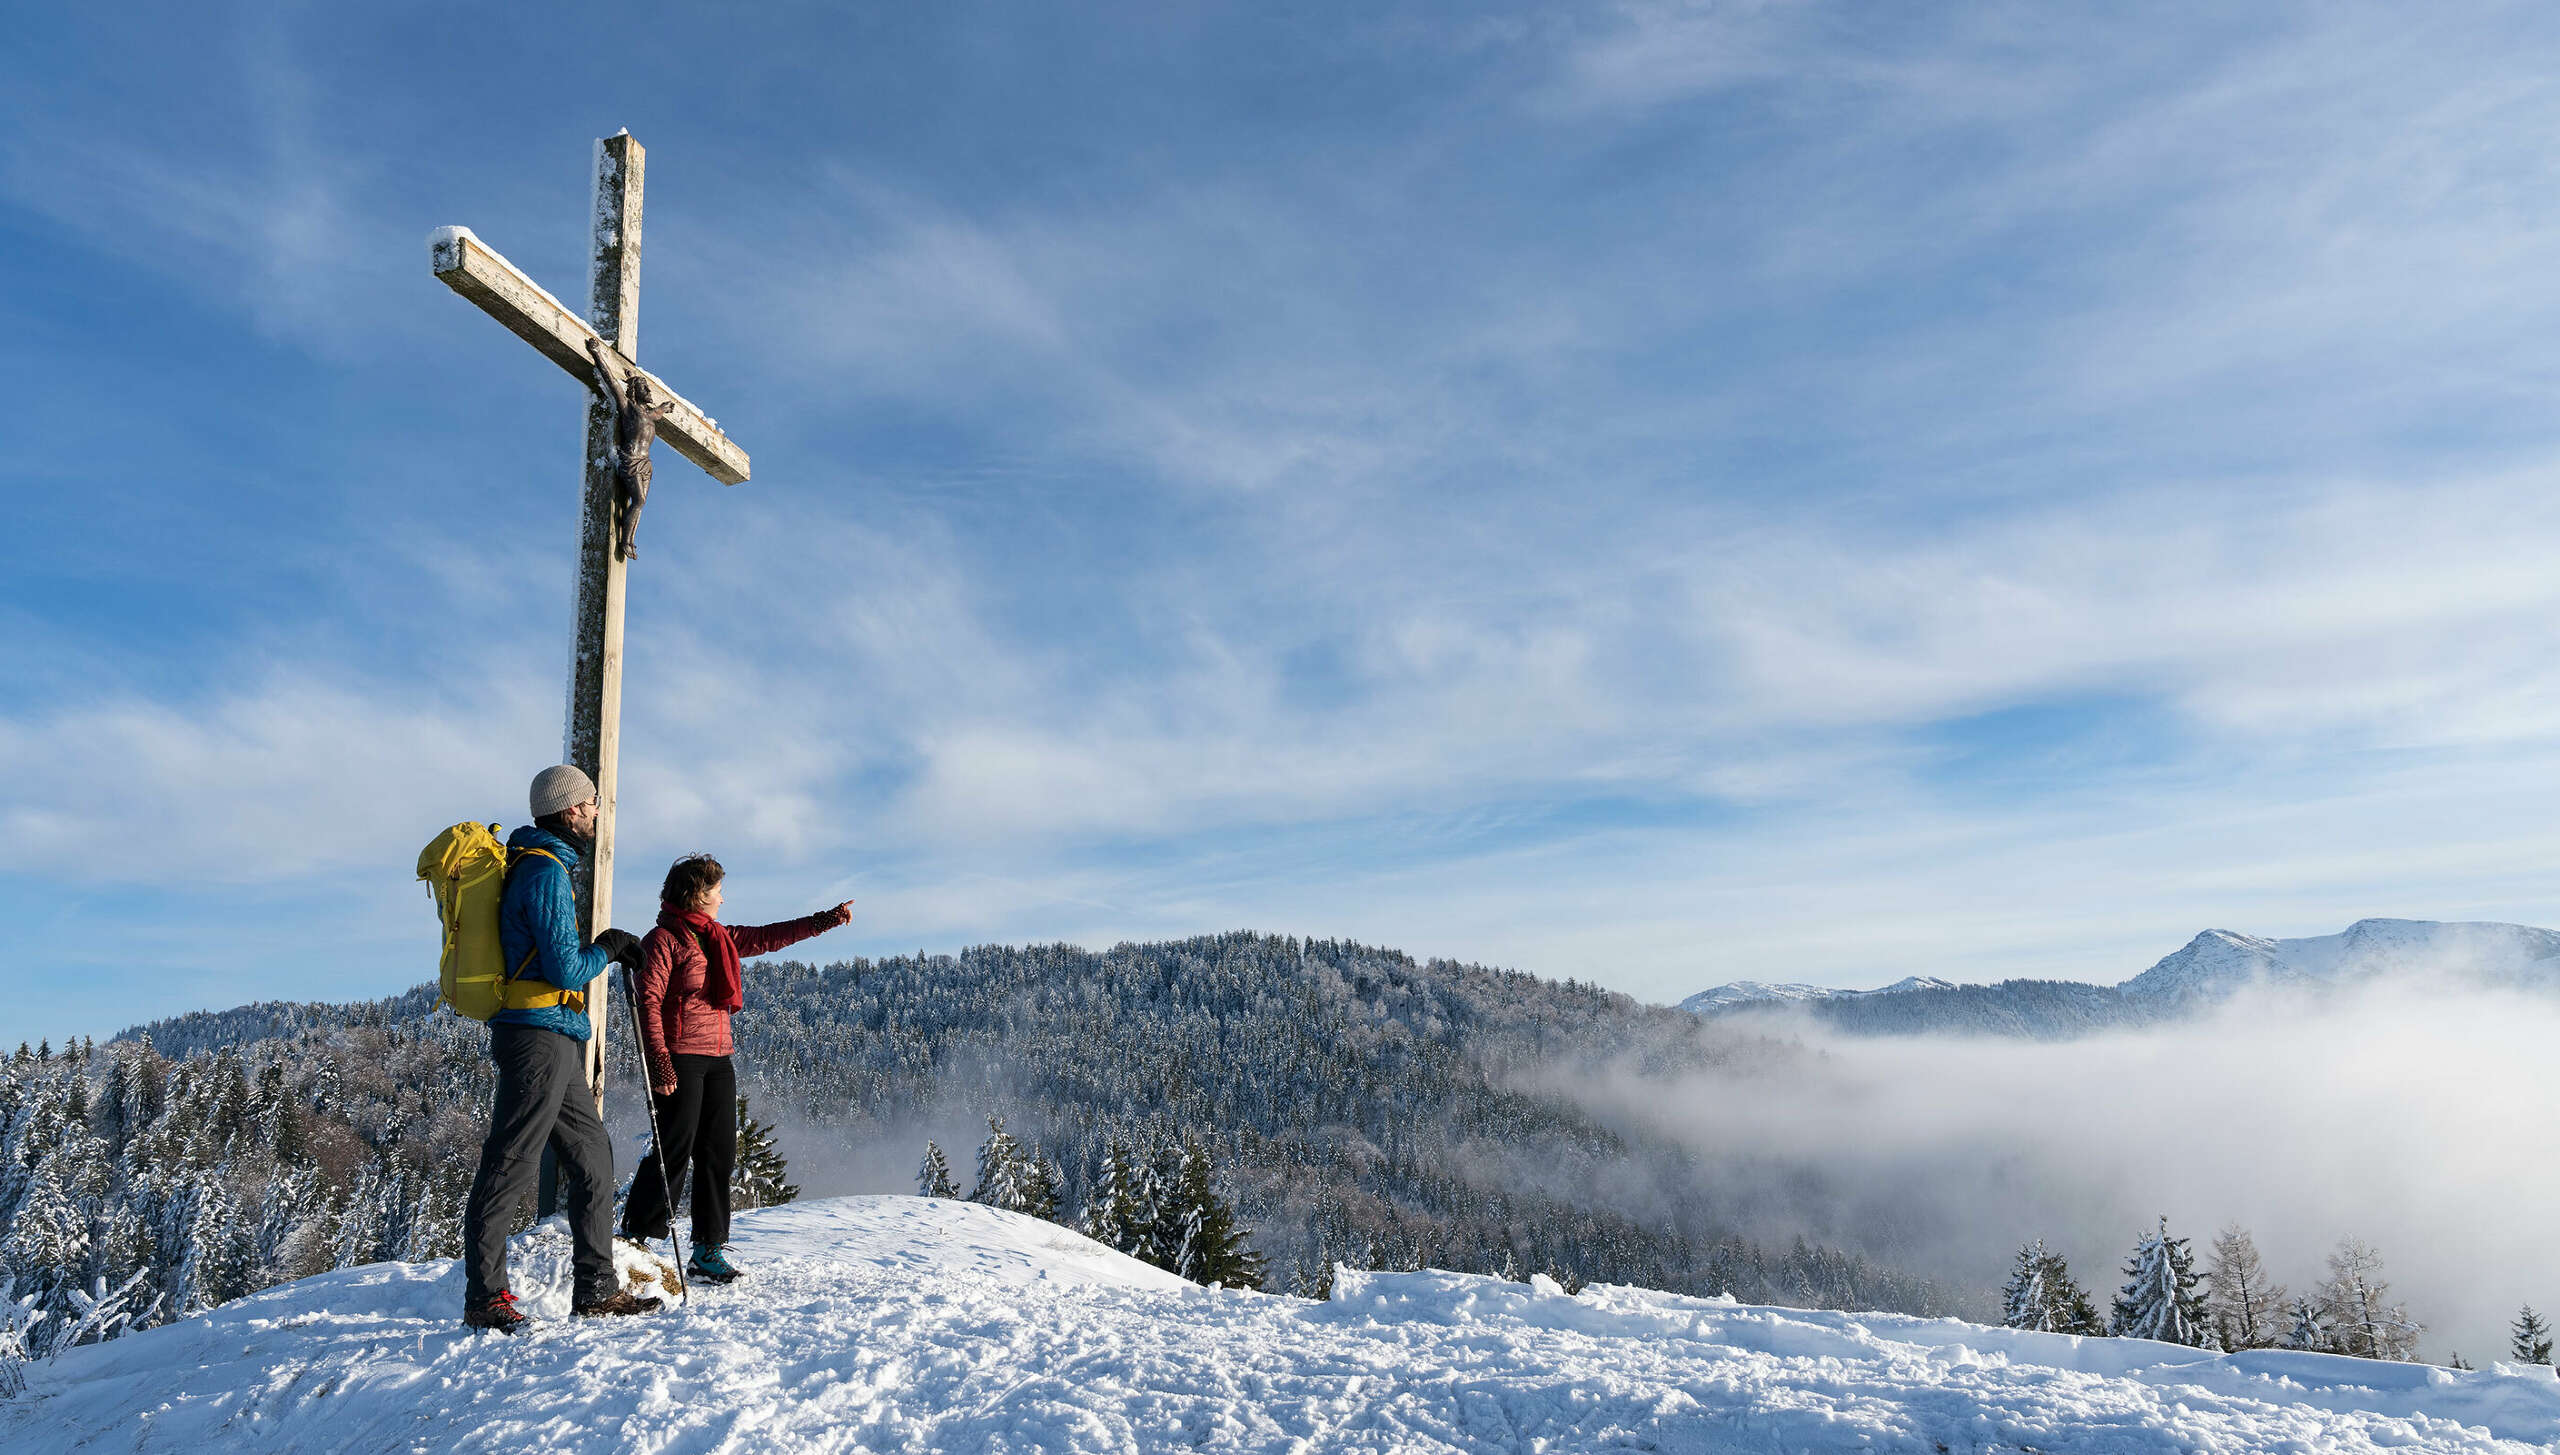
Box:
[462,1023,617,1305]
[622,1053,737,1247]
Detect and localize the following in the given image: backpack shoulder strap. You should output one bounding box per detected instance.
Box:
[500,845,566,984]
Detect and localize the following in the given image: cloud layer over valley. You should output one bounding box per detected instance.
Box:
[1543,976,2560,1363]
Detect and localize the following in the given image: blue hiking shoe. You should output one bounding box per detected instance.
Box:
[688,1243,741,1284]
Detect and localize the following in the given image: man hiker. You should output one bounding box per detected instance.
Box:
[460,764,657,1332]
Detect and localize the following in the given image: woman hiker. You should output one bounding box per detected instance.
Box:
[622,852,853,1282]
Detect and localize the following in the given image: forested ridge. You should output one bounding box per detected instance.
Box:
[1794,978,2154,1039]
[3,932,1955,1372]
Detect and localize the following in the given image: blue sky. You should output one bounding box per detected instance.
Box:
[13,1,2560,1048]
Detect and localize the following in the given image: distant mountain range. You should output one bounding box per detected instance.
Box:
[1678,918,2560,1038]
[1676,976,1956,1015]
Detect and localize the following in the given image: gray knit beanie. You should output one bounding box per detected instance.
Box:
[529,764,598,819]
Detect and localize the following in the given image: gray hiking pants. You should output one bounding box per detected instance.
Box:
[462,1023,617,1305]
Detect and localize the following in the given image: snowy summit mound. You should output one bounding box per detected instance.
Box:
[8,1195,2555,1453]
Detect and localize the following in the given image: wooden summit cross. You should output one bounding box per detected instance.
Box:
[430,132,751,1114]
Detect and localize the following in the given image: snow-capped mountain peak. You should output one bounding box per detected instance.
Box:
[1676,980,1842,1014]
[2115,927,2290,1001]
[2118,918,2560,1002]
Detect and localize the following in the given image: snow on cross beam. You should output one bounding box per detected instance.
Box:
[427,225,750,485]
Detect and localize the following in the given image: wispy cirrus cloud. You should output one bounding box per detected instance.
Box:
[0,671,555,882]
[0,17,398,356]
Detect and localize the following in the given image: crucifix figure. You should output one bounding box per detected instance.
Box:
[429,133,752,1125]
[585,335,677,560]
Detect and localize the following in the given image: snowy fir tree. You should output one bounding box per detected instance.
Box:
[1045,1133,1264,1285]
[2315,1237,2420,1361]
[962,1121,1034,1209]
[2110,1217,2211,1346]
[732,1097,800,1210]
[331,1162,387,1272]
[2512,1304,2553,1364]
[2204,1224,2286,1351]
[1286,1259,1337,1300]
[1162,1142,1266,1289]
[2001,1241,2054,1330]
[252,1164,324,1286]
[1077,1139,1141,1250]
[2002,1239,2103,1336]
[915,1141,958,1199]
[1128,1141,1174,1268]
[2283,1296,2329,1352]
[1017,1150,1063,1224]
[168,1170,255,1314]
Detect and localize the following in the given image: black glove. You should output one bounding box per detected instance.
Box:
[595,928,643,966]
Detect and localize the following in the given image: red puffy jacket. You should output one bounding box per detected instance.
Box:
[633,908,845,1085]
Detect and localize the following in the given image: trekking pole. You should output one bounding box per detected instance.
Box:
[618,964,690,1305]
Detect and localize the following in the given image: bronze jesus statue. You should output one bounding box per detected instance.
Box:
[585,336,678,561]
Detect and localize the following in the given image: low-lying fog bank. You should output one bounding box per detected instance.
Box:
[1541,980,2560,1362]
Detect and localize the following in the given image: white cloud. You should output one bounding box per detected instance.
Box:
[0,671,555,882]
[1539,1,1819,114]
[1683,469,2560,745]
[0,21,399,357]
[1535,979,2560,1361]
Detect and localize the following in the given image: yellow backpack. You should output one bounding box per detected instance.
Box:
[416,822,581,1019]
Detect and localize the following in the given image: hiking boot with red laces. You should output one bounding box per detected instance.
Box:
[464,1290,529,1334]
[571,1288,663,1318]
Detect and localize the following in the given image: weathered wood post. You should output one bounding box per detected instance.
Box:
[570,133,644,1098]
[534,135,640,1218]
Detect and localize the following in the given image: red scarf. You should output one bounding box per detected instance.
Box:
[658,902,743,1013]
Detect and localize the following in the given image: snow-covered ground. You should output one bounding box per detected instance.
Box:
[7,1195,2555,1453]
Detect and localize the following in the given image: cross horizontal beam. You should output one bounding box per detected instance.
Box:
[429,226,750,485]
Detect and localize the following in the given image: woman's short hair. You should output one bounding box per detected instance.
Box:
[662,853,725,910]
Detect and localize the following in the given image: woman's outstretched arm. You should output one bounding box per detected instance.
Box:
[728,901,854,959]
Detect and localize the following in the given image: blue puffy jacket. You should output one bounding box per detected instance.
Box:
[494,825,615,1041]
